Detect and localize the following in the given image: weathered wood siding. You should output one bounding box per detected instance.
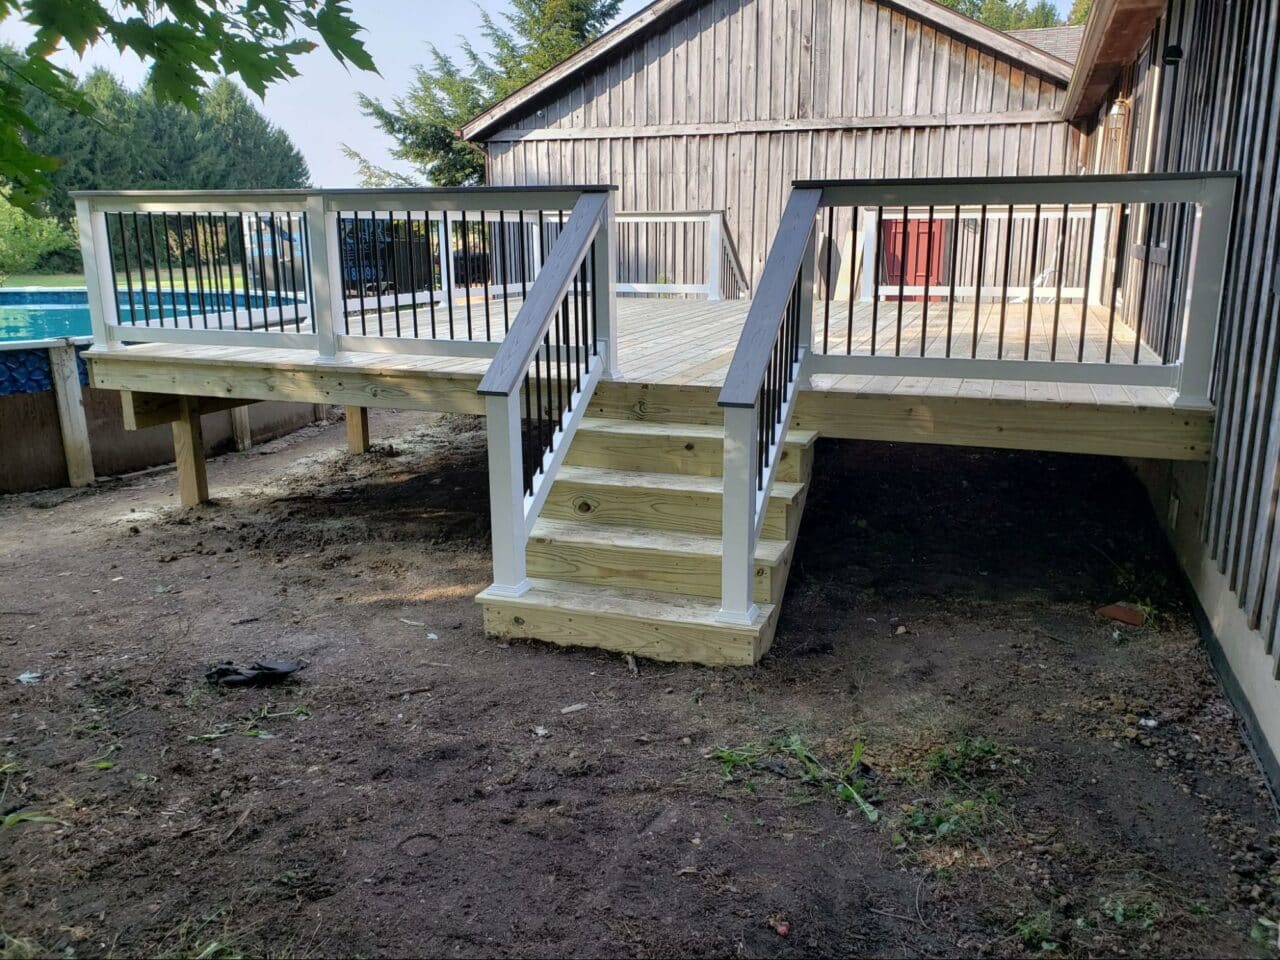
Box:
[1081,0,1280,651]
[482,0,1080,286]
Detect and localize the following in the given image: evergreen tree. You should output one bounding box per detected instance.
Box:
[21,69,309,222]
[354,0,622,187]
[937,0,1062,30]
[1067,0,1093,26]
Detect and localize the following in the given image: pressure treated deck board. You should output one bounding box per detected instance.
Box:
[88,295,1204,465]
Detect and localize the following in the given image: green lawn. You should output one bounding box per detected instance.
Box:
[1,273,85,287]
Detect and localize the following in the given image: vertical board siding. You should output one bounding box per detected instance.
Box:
[482,0,1074,288]
[1079,0,1280,655]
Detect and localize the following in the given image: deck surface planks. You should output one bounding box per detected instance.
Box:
[92,294,1182,414]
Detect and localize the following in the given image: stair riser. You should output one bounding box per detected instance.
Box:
[480,598,770,666]
[526,539,786,604]
[589,381,722,425]
[542,481,793,538]
[566,432,811,482]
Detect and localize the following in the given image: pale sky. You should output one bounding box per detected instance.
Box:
[0,0,1071,187]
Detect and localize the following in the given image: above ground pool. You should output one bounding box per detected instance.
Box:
[0,287,298,344]
[0,288,94,343]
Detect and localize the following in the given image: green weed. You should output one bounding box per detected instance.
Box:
[711,734,879,822]
[892,791,1004,849]
[923,737,1008,782]
[1100,894,1164,930]
[1014,910,1058,952]
[2,810,66,828]
[187,705,311,744]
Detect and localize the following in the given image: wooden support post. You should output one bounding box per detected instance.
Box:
[346,405,370,454]
[47,344,94,488]
[171,397,209,507]
[230,405,252,452]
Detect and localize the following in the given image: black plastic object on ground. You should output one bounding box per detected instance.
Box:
[206,659,306,687]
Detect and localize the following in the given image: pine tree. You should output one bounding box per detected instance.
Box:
[936,0,1063,30]
[353,0,622,187]
[1067,0,1093,26]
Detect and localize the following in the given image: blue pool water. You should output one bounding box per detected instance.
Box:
[0,289,93,343]
[0,288,298,344]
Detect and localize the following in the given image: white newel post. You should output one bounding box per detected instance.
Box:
[305,194,341,358]
[485,391,531,597]
[717,403,760,625]
[75,199,117,350]
[706,213,724,301]
[860,209,877,302]
[1177,178,1236,409]
[1087,205,1110,306]
[592,192,620,377]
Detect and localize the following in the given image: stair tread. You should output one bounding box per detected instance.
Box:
[578,417,818,446]
[555,463,804,502]
[478,577,775,631]
[530,517,790,562]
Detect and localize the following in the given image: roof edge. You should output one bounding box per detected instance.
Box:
[1061,0,1166,122]
[461,0,1075,143]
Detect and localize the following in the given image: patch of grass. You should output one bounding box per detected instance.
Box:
[0,273,83,288]
[1100,893,1165,930]
[923,737,1009,782]
[711,734,879,822]
[892,791,1005,850]
[1013,910,1058,952]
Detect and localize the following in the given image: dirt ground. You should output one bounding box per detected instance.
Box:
[2,408,1278,959]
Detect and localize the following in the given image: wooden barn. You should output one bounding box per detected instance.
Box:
[460,0,1088,289]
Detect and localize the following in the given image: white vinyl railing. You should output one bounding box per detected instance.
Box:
[715,172,1238,624]
[73,186,614,361]
[616,210,749,300]
[477,192,617,598]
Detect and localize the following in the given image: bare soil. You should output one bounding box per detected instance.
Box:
[1,410,1277,959]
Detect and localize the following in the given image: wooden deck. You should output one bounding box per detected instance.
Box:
[87,295,1212,463]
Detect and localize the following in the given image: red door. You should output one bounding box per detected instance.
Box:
[881,218,947,301]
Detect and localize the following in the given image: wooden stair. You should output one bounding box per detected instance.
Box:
[477,411,816,666]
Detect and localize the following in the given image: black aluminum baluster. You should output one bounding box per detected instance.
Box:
[922,205,934,357]
[1024,203,1042,361]
[973,204,988,358]
[460,210,474,340]
[1079,203,1098,364]
[1052,203,1070,362]
[998,204,1015,359]
[133,213,152,325]
[946,203,959,357]
[118,213,137,324]
[895,205,908,356]
[870,207,882,355]
[822,205,834,353]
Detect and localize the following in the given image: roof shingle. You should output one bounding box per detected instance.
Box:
[1008,25,1085,65]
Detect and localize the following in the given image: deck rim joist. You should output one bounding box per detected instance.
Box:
[86,341,1214,462]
